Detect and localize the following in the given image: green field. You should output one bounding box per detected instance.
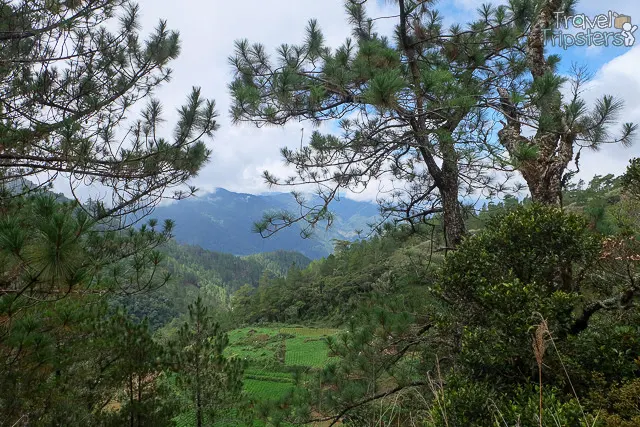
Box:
[244,378,294,400]
[173,326,340,425]
[226,326,340,400]
[224,326,282,363]
[279,326,340,337]
[285,336,333,367]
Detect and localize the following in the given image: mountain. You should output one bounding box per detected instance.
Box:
[161,241,312,293]
[148,188,380,258]
[242,251,313,277]
[115,242,312,330]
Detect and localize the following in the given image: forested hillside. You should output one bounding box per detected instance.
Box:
[232,174,638,326]
[2,0,640,426]
[228,171,640,426]
[113,241,311,329]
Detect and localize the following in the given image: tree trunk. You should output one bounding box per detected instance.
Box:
[521,161,566,206]
[137,375,142,427]
[129,375,134,427]
[497,87,574,209]
[529,180,562,205]
[440,134,466,248]
[196,375,202,427]
[441,178,465,248]
[496,0,573,207]
[398,0,466,249]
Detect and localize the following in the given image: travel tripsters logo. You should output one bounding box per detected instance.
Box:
[545,11,636,49]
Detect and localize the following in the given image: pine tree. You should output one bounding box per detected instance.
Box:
[494,0,636,204]
[229,0,526,247]
[99,312,177,427]
[0,0,218,220]
[0,192,177,424]
[622,158,640,198]
[0,2,219,421]
[171,297,244,427]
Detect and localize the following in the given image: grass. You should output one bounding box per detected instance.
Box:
[175,325,341,423]
[227,326,281,342]
[224,327,282,365]
[285,336,333,367]
[244,378,295,401]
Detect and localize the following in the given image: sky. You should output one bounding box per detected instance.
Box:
[67,0,640,202]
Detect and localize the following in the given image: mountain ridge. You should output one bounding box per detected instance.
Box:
[149,188,380,259]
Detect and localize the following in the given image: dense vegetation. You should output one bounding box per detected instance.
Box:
[114,242,311,330]
[2,0,640,426]
[230,171,640,426]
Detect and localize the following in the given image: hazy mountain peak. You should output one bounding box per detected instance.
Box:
[150,188,379,258]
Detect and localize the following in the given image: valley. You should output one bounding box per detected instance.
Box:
[3,0,640,425]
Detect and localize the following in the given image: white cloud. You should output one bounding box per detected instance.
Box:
[49,0,640,202]
[120,0,397,199]
[573,46,640,182]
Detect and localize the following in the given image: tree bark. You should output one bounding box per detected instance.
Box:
[497,89,574,208]
[399,0,466,247]
[495,0,576,207]
[441,152,465,247]
[519,147,572,206]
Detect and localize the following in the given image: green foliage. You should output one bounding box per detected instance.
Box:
[0,191,180,424]
[598,379,640,426]
[622,158,640,199]
[231,225,440,323]
[363,70,406,108]
[492,385,592,427]
[164,242,310,293]
[245,193,640,426]
[98,313,179,427]
[243,251,313,277]
[0,294,182,425]
[0,0,217,217]
[434,203,640,426]
[439,205,600,354]
[169,297,245,426]
[113,242,312,330]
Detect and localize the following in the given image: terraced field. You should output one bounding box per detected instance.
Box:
[225,326,340,401]
[284,336,333,367]
[279,327,340,337]
[173,326,340,425]
[244,378,294,400]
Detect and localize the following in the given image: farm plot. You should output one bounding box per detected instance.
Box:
[284,336,333,367]
[244,378,294,401]
[224,326,341,398]
[225,327,282,365]
[280,327,340,337]
[245,368,294,382]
